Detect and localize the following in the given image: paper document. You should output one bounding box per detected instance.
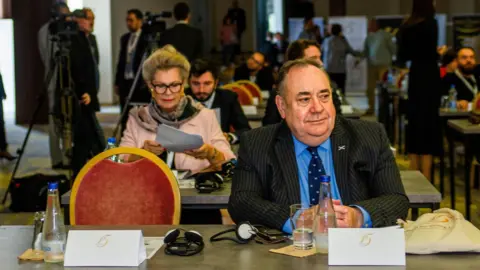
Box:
[156,124,204,152]
[144,237,164,259]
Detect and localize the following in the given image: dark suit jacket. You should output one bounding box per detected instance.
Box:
[69,31,100,112]
[233,64,275,92]
[441,70,480,102]
[228,117,409,231]
[114,31,149,101]
[158,24,203,62]
[88,34,99,65]
[185,88,251,139]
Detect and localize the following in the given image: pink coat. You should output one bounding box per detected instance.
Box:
[120,107,236,174]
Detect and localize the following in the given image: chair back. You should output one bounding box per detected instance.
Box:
[223,84,254,105]
[70,147,181,225]
[235,80,263,104]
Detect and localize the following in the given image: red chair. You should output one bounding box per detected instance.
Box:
[223,84,254,105]
[235,80,263,104]
[70,147,181,225]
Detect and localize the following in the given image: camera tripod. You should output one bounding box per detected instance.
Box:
[1,33,75,205]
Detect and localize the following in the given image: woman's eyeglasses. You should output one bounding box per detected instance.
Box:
[151,81,183,94]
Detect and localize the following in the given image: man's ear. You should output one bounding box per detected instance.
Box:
[275,95,287,119]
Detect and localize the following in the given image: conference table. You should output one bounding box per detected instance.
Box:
[446,119,480,221]
[61,171,441,220]
[2,225,478,270]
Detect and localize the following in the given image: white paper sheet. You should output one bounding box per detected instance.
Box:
[156,124,204,152]
[144,237,164,260]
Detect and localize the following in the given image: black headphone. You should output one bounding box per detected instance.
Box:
[194,172,224,193]
[210,222,286,245]
[164,229,204,256]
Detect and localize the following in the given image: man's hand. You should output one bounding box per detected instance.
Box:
[143,140,165,156]
[333,200,364,228]
[457,100,469,111]
[81,93,91,105]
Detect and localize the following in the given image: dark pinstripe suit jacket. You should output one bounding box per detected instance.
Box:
[228,117,409,231]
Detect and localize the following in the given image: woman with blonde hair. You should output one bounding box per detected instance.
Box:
[120,45,235,174]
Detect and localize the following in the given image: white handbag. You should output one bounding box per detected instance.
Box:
[397,208,480,254]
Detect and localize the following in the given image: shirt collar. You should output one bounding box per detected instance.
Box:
[177,20,188,25]
[292,135,331,157]
[202,91,216,109]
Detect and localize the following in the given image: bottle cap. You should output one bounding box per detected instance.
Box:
[320,175,331,183]
[48,182,59,190]
[107,137,116,144]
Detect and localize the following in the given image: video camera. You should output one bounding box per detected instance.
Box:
[142,11,172,37]
[48,12,78,38]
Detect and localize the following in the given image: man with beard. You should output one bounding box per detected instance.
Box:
[185,59,250,144]
[442,47,479,110]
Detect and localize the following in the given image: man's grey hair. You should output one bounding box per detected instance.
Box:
[276,58,329,97]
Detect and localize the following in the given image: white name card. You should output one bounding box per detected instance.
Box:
[252,97,259,105]
[340,105,354,114]
[64,230,147,267]
[261,90,270,99]
[242,105,258,115]
[328,228,406,266]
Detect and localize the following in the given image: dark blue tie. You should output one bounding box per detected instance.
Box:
[307,147,327,205]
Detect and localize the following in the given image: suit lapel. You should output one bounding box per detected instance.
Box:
[274,122,301,204]
[330,117,352,204]
[211,90,222,109]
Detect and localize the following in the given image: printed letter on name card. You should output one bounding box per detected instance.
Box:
[64,230,147,267]
[328,228,406,266]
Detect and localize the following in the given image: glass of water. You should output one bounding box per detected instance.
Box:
[290,204,314,250]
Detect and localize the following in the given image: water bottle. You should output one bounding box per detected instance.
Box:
[42,182,66,263]
[448,85,457,111]
[105,137,119,162]
[313,175,337,253]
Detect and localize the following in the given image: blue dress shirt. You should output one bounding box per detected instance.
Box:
[282,136,372,234]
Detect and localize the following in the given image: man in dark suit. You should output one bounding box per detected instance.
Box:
[84,8,100,111]
[115,9,150,132]
[442,47,479,109]
[158,2,203,62]
[234,52,275,91]
[227,0,246,54]
[229,59,408,233]
[185,59,250,144]
[69,10,105,177]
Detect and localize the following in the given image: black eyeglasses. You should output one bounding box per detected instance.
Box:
[151,81,183,94]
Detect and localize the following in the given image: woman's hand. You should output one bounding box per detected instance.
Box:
[143,140,165,156]
[184,144,225,166]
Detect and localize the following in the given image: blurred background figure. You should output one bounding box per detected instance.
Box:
[159,2,204,62]
[396,0,446,181]
[220,15,238,67]
[322,23,363,96]
[84,8,100,111]
[363,18,396,115]
[0,72,16,161]
[440,48,458,78]
[114,9,149,134]
[227,0,246,56]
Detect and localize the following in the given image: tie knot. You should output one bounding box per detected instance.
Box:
[307,147,318,156]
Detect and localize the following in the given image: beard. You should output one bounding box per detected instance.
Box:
[193,91,214,102]
[459,64,475,75]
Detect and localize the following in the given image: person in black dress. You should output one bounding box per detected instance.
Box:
[396,0,446,181]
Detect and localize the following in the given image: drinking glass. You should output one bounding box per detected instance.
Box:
[290,204,314,250]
